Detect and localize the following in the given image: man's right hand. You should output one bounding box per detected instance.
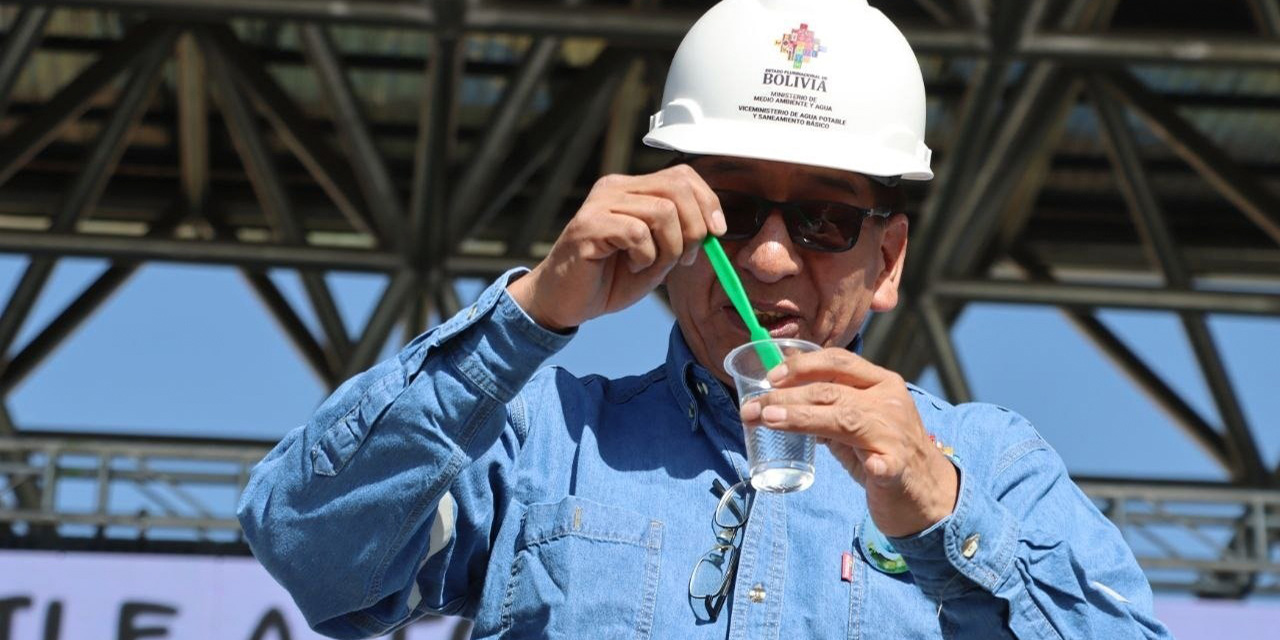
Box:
[506,164,726,332]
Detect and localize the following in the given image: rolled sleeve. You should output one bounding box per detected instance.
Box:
[444,272,575,405]
[888,457,1020,598]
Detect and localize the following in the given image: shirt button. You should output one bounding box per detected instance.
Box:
[697,381,709,396]
[748,583,766,603]
[962,533,980,559]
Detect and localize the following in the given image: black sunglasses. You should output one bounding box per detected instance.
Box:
[712,188,893,253]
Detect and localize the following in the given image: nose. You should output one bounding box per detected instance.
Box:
[733,211,803,284]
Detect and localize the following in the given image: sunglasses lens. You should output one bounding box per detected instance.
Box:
[710,190,869,252]
[712,190,764,240]
[790,202,862,252]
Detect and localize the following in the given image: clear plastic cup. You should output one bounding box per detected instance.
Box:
[723,338,821,493]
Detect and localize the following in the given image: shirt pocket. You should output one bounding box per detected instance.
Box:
[500,496,663,639]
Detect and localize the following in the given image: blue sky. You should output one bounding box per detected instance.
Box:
[11,256,1278,483]
[3,256,1278,634]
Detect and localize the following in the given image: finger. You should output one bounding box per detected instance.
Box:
[578,211,657,273]
[671,163,727,237]
[740,382,848,413]
[825,441,867,485]
[611,194,684,272]
[632,166,726,240]
[622,172,706,266]
[748,401,871,443]
[659,183,707,266]
[767,348,898,390]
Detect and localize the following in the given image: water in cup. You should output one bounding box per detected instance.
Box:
[724,338,822,493]
[741,389,816,492]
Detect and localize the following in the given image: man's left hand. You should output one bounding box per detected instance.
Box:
[739,348,958,537]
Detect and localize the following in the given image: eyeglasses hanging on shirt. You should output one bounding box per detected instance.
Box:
[688,477,754,622]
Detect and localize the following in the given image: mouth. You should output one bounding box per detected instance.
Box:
[723,303,804,338]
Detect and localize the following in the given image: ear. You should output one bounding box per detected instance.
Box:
[870,214,909,312]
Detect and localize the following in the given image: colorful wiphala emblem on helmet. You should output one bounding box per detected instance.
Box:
[775,23,826,69]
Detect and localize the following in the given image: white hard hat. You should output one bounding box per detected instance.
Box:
[644,0,933,181]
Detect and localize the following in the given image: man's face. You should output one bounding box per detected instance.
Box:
[665,156,910,384]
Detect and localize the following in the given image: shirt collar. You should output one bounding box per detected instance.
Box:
[663,325,701,431]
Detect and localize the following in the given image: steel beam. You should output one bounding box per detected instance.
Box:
[416,0,466,315]
[434,279,461,320]
[241,270,336,386]
[931,280,1280,316]
[1248,0,1280,36]
[1008,252,1233,471]
[917,297,972,403]
[204,37,354,366]
[7,1,1279,66]
[0,21,174,189]
[175,33,209,218]
[409,34,462,266]
[510,51,630,255]
[0,406,39,511]
[342,269,418,379]
[0,265,134,392]
[865,0,1110,371]
[1096,70,1280,248]
[599,59,646,176]
[0,6,52,122]
[913,0,957,26]
[0,230,399,271]
[452,49,640,244]
[1090,76,1269,484]
[6,1,987,53]
[300,23,406,247]
[0,208,183,394]
[1022,32,1280,67]
[447,37,562,231]
[1016,242,1280,280]
[0,34,172,360]
[197,26,374,238]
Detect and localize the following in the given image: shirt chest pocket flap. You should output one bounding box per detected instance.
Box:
[502,496,663,639]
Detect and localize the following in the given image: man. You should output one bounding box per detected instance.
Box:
[238,0,1172,637]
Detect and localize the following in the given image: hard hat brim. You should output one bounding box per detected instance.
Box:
[644,120,933,182]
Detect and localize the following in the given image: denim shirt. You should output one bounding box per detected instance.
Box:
[238,270,1171,640]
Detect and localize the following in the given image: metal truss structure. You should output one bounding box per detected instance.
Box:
[0,0,1277,601]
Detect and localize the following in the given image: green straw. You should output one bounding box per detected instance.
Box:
[702,236,784,371]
